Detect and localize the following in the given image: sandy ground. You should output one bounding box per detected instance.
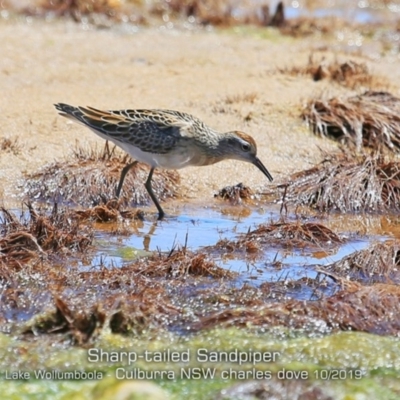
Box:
[1,17,399,209]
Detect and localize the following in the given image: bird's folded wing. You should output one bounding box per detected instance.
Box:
[78,107,193,154]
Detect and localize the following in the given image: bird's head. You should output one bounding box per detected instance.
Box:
[221,131,273,182]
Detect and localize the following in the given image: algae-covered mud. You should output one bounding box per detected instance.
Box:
[2,0,400,398]
[0,329,400,399]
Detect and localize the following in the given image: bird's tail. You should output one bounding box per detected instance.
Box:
[54,103,85,123]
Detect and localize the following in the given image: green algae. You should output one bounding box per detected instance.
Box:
[110,246,153,260]
[94,239,153,261]
[1,328,399,399]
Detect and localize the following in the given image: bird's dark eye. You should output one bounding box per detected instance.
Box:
[241,143,251,152]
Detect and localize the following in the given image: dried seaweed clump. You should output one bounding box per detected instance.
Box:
[127,248,237,279]
[22,287,179,340]
[23,143,180,208]
[215,183,254,205]
[194,281,400,335]
[154,0,285,27]
[211,220,342,255]
[27,0,123,22]
[302,91,400,152]
[323,240,400,284]
[247,221,342,247]
[273,153,400,212]
[279,16,349,38]
[0,203,92,268]
[22,297,106,345]
[280,55,387,89]
[74,199,144,222]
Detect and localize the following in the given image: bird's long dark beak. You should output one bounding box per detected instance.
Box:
[253,157,273,182]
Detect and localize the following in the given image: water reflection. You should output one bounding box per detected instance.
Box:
[88,207,386,288]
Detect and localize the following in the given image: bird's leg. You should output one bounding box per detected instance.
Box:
[116,161,138,198]
[145,167,165,220]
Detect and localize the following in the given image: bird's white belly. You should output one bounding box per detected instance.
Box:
[102,135,194,170]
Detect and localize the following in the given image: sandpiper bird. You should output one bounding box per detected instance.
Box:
[55,103,273,219]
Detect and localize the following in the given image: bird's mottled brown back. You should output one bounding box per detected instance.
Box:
[55,104,215,154]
